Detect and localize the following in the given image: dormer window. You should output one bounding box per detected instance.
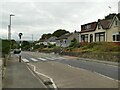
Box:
[98,23,101,29]
[85,25,91,29]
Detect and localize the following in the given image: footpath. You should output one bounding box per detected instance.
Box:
[0,58,2,90]
[2,55,47,89]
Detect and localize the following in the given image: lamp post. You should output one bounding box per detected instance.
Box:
[18,33,23,62]
[8,14,15,58]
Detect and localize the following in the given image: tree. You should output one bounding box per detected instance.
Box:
[52,29,70,37]
[21,41,30,50]
[40,33,52,40]
[11,39,18,49]
[69,38,80,48]
[2,40,10,56]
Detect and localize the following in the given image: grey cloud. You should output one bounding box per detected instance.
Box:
[1,1,119,40]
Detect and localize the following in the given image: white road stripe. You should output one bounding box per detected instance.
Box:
[22,58,29,63]
[67,64,119,82]
[30,58,38,62]
[57,57,66,60]
[45,57,55,60]
[27,63,57,90]
[38,58,47,61]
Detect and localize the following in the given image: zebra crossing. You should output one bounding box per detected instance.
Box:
[22,56,67,63]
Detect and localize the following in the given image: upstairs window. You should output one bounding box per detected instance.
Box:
[98,23,101,29]
[85,25,91,29]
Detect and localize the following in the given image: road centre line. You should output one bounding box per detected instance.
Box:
[27,63,57,90]
[67,64,119,82]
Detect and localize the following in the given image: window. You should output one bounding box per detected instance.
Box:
[85,25,91,29]
[81,34,88,42]
[116,35,120,41]
[98,23,101,29]
[113,34,120,42]
[113,35,115,41]
[95,32,105,42]
[115,20,118,26]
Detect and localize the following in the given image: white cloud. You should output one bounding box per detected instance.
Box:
[1,0,119,40]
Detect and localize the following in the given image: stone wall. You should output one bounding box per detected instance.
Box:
[61,52,120,62]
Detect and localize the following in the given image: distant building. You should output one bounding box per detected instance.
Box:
[36,36,58,46]
[80,13,120,43]
[56,32,80,47]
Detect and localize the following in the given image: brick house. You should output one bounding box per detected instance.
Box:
[80,13,120,43]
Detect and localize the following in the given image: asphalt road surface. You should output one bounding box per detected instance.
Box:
[20,51,119,88]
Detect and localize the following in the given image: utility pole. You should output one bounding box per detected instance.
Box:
[108,6,111,14]
[18,33,23,62]
[8,14,15,59]
[32,34,33,50]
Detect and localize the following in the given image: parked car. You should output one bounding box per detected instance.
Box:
[13,49,21,54]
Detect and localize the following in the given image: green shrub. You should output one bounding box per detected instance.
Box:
[2,40,10,56]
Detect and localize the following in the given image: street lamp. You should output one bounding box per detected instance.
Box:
[8,14,15,58]
[8,14,15,40]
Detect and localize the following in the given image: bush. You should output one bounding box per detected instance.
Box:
[69,38,80,48]
[81,42,120,52]
[2,40,10,56]
[48,43,56,48]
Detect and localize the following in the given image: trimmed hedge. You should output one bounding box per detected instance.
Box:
[2,40,10,57]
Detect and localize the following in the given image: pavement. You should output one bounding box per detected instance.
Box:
[0,58,2,90]
[2,55,47,88]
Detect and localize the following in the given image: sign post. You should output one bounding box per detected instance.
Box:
[18,33,23,62]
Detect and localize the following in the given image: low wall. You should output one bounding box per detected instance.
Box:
[38,49,119,62]
[61,52,120,62]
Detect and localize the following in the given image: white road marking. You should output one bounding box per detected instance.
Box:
[38,58,47,61]
[57,57,66,60]
[27,63,57,90]
[45,57,55,60]
[22,58,29,63]
[30,58,38,62]
[93,72,119,82]
[67,64,119,82]
[26,65,47,88]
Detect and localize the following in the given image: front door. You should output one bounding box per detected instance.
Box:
[90,34,93,43]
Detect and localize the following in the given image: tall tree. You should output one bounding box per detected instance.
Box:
[40,33,52,40]
[52,29,70,37]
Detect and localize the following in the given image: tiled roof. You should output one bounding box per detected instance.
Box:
[99,19,111,29]
[57,33,72,40]
[117,13,120,20]
[80,22,97,33]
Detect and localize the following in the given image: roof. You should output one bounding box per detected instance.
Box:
[80,22,97,33]
[117,13,120,20]
[99,19,111,29]
[47,36,58,42]
[105,13,116,20]
[57,33,72,40]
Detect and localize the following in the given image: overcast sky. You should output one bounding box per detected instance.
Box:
[1,0,119,41]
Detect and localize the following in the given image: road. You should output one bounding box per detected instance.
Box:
[20,51,119,88]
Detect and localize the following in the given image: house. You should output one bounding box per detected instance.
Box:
[46,36,58,45]
[56,31,80,47]
[80,13,120,43]
[36,36,58,46]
